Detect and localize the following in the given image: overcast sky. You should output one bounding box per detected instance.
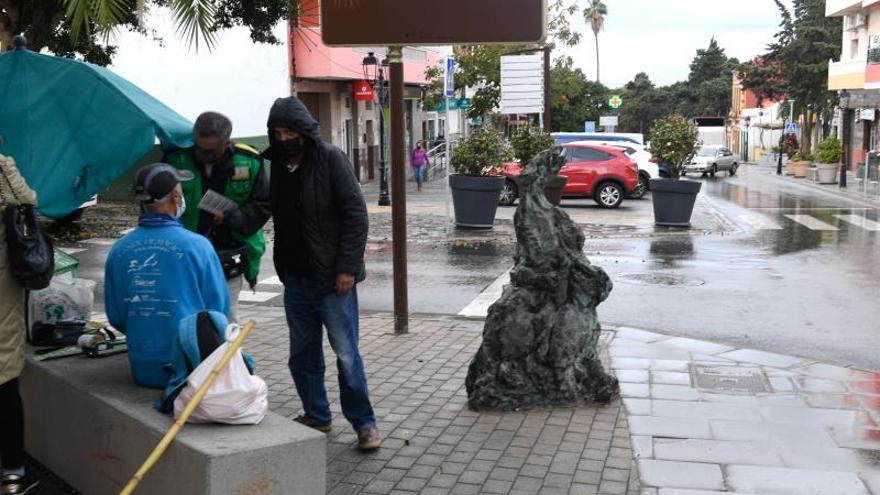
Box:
[561,0,792,89]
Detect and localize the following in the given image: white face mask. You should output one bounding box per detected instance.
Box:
[175,195,186,218]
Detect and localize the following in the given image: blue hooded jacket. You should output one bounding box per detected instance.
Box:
[104,213,230,389]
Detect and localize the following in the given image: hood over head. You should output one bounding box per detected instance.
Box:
[264,97,323,160]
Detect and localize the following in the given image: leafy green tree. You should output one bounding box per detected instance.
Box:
[617,72,659,134]
[739,0,842,151]
[0,0,296,65]
[510,124,554,164]
[550,57,609,131]
[583,0,607,82]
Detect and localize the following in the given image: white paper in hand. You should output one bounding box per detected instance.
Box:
[198,189,238,215]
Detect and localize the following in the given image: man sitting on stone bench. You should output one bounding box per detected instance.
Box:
[104,163,230,389]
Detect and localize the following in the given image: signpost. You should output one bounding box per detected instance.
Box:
[321,0,547,46]
[321,0,547,335]
[784,122,798,135]
[584,121,596,133]
[443,57,455,234]
[500,55,545,127]
[599,115,619,133]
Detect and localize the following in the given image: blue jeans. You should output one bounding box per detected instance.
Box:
[284,275,376,431]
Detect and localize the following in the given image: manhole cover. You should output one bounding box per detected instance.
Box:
[616,273,705,287]
[691,365,771,395]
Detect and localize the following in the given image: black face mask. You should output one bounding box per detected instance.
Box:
[275,138,305,159]
[194,147,221,165]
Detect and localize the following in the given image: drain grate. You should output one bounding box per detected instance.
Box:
[617,273,705,287]
[690,365,771,395]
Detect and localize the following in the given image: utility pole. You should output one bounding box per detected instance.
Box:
[388,47,409,335]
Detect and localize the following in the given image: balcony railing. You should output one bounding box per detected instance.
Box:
[869,47,880,64]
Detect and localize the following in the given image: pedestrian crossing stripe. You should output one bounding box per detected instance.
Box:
[458,268,511,318]
[239,291,280,303]
[738,214,783,230]
[835,214,880,231]
[258,276,283,286]
[784,214,839,231]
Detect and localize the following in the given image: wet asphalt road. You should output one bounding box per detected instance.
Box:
[69,164,880,370]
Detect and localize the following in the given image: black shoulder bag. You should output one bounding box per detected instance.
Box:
[1,166,54,290]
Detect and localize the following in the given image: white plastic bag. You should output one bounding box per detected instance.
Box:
[173,324,268,425]
[28,277,96,341]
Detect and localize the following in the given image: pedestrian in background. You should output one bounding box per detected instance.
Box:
[263,96,381,451]
[105,164,229,389]
[0,154,40,495]
[411,141,429,192]
[165,112,271,323]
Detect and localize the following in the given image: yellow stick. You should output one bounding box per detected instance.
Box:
[119,320,257,495]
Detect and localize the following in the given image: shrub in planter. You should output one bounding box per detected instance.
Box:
[790,151,813,178]
[449,128,512,228]
[647,115,702,226]
[815,136,841,184]
[506,125,566,205]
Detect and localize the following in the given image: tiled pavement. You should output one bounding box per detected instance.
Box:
[240,305,880,494]
[239,306,640,495]
[609,327,880,495]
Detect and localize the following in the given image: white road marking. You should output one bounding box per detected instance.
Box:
[258,275,283,286]
[60,248,87,255]
[239,291,280,303]
[784,214,838,231]
[119,227,135,235]
[835,214,880,232]
[458,268,511,318]
[738,214,783,230]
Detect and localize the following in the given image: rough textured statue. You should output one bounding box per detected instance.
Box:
[465,148,619,410]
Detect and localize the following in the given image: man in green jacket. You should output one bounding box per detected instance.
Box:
[165,112,271,322]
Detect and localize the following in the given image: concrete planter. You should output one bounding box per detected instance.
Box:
[785,159,796,175]
[450,174,505,228]
[792,160,811,178]
[649,178,702,227]
[816,163,838,184]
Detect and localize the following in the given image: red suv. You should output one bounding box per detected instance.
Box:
[499,143,639,208]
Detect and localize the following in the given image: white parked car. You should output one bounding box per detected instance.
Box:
[570,140,658,199]
[683,145,739,178]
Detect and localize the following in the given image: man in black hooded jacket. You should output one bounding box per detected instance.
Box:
[263,96,380,451]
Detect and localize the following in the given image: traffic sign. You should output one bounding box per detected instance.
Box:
[784,122,798,134]
[599,115,619,127]
[585,121,596,133]
[608,95,623,109]
[444,58,456,97]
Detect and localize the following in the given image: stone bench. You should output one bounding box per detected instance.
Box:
[20,352,325,495]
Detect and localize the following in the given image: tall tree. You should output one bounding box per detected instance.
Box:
[550,56,609,131]
[0,0,296,65]
[583,0,607,82]
[618,72,660,135]
[739,0,842,151]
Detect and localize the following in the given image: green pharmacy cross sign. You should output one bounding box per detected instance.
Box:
[608,95,623,109]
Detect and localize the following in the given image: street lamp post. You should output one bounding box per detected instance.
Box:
[362,52,392,206]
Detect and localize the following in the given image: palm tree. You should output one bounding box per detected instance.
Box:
[63,0,227,49]
[584,0,608,83]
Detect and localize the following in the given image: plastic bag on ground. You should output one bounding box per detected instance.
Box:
[173,325,268,425]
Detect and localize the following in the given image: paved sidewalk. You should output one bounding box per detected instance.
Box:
[241,306,640,495]
[749,162,880,207]
[239,305,880,494]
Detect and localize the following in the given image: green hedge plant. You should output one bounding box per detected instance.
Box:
[451,128,512,176]
[509,124,554,166]
[816,136,842,164]
[648,114,700,181]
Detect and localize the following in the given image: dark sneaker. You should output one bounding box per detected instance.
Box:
[294,414,332,433]
[2,472,39,495]
[357,426,382,451]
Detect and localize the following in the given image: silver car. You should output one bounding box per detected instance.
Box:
[683,145,739,178]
